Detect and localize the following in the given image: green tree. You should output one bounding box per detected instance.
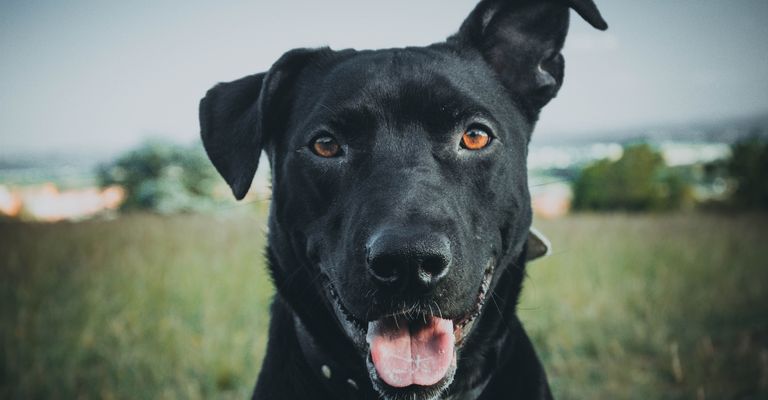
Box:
[727,135,768,209]
[98,140,220,213]
[572,144,692,211]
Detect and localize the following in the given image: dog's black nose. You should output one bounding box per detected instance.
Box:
[366,229,451,293]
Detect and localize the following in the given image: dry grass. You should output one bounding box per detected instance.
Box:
[1,209,272,399]
[523,213,768,399]
[1,211,766,399]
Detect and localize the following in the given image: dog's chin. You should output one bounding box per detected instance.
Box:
[326,263,494,400]
[366,354,457,400]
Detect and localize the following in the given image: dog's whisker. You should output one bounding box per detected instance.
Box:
[435,302,444,320]
[490,293,504,320]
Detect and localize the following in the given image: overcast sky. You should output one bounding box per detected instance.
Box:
[1,0,767,153]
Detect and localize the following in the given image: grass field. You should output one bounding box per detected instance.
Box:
[1,211,767,399]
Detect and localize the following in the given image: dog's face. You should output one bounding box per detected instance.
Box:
[200,1,606,399]
[274,50,531,395]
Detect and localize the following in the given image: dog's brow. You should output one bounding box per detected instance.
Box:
[321,105,380,135]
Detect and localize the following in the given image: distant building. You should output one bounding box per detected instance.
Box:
[531,182,572,219]
[0,185,22,217]
[0,183,124,222]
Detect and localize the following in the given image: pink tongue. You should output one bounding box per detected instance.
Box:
[367,316,455,388]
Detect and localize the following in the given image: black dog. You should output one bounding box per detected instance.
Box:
[199,1,606,398]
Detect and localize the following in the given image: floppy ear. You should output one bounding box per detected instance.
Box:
[199,48,321,200]
[452,0,607,119]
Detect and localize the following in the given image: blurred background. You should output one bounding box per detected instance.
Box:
[1,0,767,399]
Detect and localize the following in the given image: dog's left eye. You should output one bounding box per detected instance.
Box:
[460,127,492,150]
[310,135,342,158]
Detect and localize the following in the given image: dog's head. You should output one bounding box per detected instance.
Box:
[200,1,605,398]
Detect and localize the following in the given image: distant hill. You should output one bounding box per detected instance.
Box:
[533,112,768,146]
[0,151,111,188]
[2,112,767,189]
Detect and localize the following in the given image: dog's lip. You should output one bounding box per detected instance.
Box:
[366,351,458,399]
[325,263,494,396]
[362,262,493,396]
[453,262,494,344]
[325,261,495,347]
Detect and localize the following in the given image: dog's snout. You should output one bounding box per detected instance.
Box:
[366,229,451,293]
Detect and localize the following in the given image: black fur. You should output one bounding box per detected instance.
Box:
[199,1,607,399]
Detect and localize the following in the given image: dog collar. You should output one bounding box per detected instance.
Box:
[293,315,371,399]
[525,227,552,262]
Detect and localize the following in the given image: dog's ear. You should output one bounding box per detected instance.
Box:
[199,48,321,200]
[452,0,607,119]
[525,227,552,262]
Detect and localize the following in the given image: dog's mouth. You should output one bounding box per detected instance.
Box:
[326,262,494,399]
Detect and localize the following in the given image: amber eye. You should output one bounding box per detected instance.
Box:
[311,135,342,158]
[461,127,492,150]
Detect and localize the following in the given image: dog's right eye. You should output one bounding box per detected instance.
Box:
[310,135,342,158]
[460,126,493,150]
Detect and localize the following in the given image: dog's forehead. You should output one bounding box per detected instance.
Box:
[291,47,517,135]
[316,48,499,103]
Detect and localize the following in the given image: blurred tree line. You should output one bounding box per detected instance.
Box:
[99,135,767,214]
[704,135,768,210]
[572,136,768,212]
[572,144,693,211]
[98,140,221,213]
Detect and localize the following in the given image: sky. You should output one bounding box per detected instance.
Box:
[1,0,767,153]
